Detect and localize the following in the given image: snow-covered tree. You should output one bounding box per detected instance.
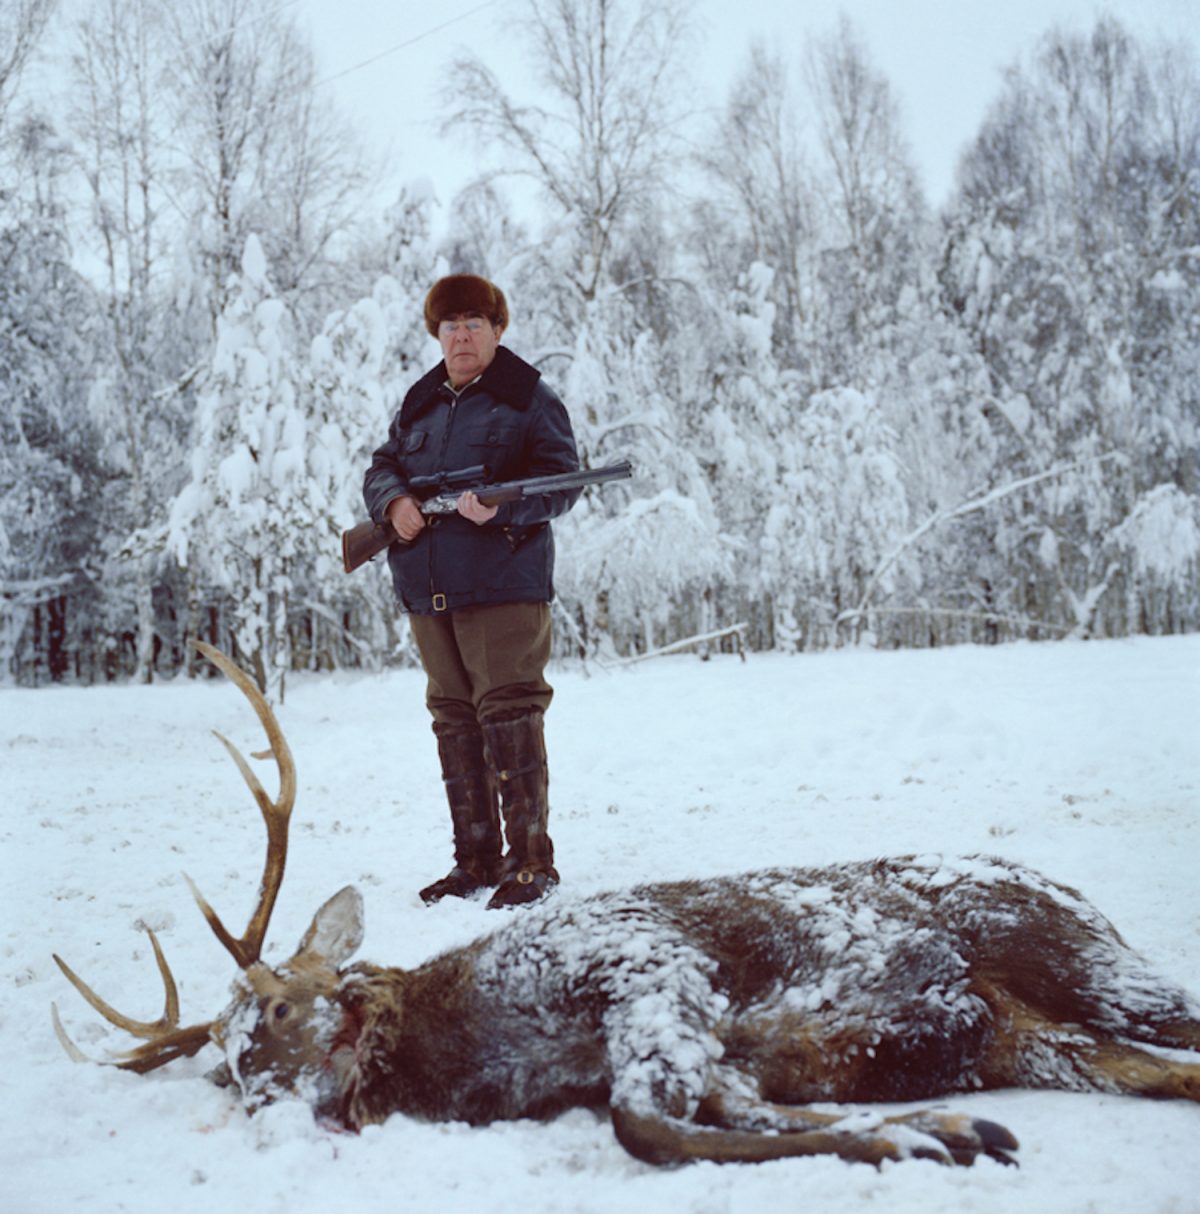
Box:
[804,16,928,389]
[303,191,444,669]
[167,236,305,697]
[692,44,818,372]
[552,286,725,655]
[944,16,1200,637]
[0,112,100,682]
[67,0,196,681]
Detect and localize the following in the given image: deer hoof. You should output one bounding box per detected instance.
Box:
[972,1118,1020,1166]
[903,1111,1020,1167]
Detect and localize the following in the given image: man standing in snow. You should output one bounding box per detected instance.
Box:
[363,274,580,909]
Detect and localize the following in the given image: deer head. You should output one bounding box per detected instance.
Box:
[51,643,361,1106]
[211,886,365,1116]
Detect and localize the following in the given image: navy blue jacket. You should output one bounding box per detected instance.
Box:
[363,347,580,615]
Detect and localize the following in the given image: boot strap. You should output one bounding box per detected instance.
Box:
[496,761,544,782]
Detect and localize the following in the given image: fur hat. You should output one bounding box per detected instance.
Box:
[424,274,509,336]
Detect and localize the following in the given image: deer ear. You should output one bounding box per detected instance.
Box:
[295,886,364,966]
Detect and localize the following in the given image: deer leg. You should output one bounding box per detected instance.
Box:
[1067,1039,1200,1100]
[614,1104,900,1166]
[1009,1030,1200,1100]
[615,1100,1017,1168]
[610,1045,1018,1169]
[692,1067,1018,1167]
[984,989,1200,1100]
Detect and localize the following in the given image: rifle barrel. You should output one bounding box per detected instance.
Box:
[342,458,633,574]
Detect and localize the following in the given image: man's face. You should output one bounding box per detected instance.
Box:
[438,312,502,387]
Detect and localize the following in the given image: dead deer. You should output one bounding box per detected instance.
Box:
[53,644,1200,1167]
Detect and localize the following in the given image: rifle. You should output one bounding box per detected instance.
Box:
[342,458,633,574]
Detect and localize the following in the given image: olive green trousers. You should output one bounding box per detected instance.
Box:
[408,601,554,731]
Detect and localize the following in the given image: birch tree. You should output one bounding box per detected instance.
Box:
[162,0,372,337]
[0,0,55,128]
[692,44,818,370]
[68,0,187,682]
[804,15,927,387]
[442,0,694,306]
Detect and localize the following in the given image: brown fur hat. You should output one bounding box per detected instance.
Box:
[424,274,509,336]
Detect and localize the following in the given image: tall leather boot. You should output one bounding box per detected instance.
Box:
[419,725,503,905]
[481,708,559,909]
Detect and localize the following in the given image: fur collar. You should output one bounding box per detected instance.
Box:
[399,346,542,427]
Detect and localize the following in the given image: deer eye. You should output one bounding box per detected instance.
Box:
[271,1000,291,1022]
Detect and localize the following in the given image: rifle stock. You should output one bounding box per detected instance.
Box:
[342,518,399,574]
[342,459,632,574]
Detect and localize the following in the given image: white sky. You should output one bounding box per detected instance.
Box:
[293,0,1199,213]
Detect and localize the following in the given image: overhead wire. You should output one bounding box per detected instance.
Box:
[175,0,503,94]
[315,0,503,87]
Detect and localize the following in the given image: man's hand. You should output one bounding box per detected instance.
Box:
[386,495,427,543]
[457,491,499,525]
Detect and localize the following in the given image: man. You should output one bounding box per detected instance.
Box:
[363,274,580,909]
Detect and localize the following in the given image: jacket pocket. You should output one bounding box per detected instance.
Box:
[464,421,520,452]
[401,429,436,483]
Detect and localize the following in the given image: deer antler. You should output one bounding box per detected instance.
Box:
[51,642,296,1072]
[50,923,212,1072]
[56,925,178,1035]
[187,641,295,969]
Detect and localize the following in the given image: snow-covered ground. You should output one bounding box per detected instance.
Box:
[3,635,1198,1214]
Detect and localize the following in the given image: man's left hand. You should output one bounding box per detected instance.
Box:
[457,491,500,525]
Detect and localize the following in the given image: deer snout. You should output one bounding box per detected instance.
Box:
[210,967,342,1110]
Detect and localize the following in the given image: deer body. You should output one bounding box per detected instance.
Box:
[54,647,1200,1168]
[217,854,1200,1165]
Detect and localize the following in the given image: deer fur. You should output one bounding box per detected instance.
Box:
[209,853,1200,1166]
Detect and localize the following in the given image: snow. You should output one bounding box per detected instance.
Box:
[4,634,1199,1213]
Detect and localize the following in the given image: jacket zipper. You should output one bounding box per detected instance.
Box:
[430,386,469,611]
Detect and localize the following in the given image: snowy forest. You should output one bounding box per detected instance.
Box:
[2,0,1198,689]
